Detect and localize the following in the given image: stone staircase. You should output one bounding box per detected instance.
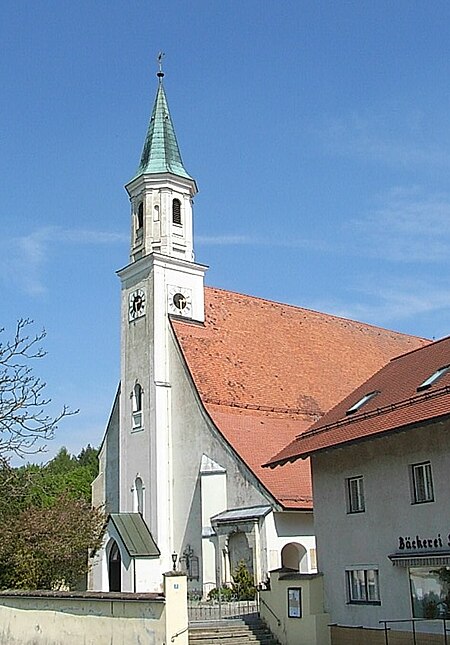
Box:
[189,616,280,645]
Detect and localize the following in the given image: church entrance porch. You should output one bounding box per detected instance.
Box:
[211,505,272,592]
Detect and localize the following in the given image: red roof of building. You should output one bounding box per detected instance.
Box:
[172,286,428,509]
[269,335,450,466]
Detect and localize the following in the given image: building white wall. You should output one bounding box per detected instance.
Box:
[265,511,317,573]
[312,418,450,628]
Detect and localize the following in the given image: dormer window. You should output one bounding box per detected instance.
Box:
[417,365,450,391]
[346,391,379,415]
[172,198,181,225]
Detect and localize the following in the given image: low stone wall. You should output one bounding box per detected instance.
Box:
[0,573,188,645]
[331,624,447,645]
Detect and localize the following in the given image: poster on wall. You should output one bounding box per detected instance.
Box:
[288,587,302,618]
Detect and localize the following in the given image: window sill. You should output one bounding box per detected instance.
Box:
[131,426,144,434]
[347,509,366,515]
[411,499,434,505]
[347,600,381,606]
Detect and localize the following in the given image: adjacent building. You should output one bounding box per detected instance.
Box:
[270,336,450,630]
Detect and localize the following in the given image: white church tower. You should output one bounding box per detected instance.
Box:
[91,65,207,592]
[91,61,325,597]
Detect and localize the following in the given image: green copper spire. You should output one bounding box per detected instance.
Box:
[134,69,193,181]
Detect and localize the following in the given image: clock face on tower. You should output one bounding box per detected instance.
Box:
[168,286,192,317]
[129,288,146,321]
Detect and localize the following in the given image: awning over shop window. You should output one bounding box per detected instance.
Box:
[388,551,450,567]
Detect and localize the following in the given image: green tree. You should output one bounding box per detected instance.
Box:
[0,494,104,590]
[231,561,256,600]
[0,445,103,590]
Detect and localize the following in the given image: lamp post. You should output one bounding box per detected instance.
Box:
[172,552,177,572]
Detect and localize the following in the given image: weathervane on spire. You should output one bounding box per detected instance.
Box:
[157,51,165,79]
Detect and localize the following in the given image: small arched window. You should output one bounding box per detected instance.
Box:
[132,383,143,430]
[172,198,181,225]
[137,203,144,229]
[134,476,144,515]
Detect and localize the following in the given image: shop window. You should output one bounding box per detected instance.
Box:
[411,461,434,504]
[410,566,450,618]
[172,198,181,225]
[347,476,365,513]
[346,568,380,604]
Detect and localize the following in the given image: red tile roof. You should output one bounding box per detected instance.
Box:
[172,286,428,508]
[269,335,450,466]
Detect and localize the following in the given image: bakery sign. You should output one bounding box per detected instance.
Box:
[398,533,450,551]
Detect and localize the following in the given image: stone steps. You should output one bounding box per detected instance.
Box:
[189,617,280,645]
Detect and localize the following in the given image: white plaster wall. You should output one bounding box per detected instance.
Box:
[312,419,450,628]
[201,471,227,529]
[265,511,317,573]
[118,259,154,529]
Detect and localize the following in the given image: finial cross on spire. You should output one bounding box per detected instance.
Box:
[157,51,165,79]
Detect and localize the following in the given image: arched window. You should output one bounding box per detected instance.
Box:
[108,540,121,592]
[137,202,144,229]
[134,476,144,514]
[135,202,144,245]
[172,198,181,225]
[132,383,143,430]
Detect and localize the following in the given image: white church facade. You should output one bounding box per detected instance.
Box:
[89,70,426,596]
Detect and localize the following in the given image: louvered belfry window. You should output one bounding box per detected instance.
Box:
[172,198,181,225]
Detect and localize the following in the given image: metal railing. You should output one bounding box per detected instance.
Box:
[379,617,449,645]
[188,598,258,622]
[259,594,281,627]
[170,625,189,642]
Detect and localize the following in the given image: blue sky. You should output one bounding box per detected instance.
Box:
[2,0,450,461]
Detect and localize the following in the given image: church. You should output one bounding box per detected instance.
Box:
[89,69,426,596]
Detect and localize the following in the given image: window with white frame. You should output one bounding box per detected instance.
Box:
[347,476,365,513]
[346,568,380,604]
[132,383,143,430]
[411,461,434,504]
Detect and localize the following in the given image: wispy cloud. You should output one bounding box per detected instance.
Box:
[322,110,450,167]
[197,233,326,251]
[347,188,450,262]
[1,226,127,296]
[306,278,450,335]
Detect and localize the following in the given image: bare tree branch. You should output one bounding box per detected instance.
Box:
[0,319,77,463]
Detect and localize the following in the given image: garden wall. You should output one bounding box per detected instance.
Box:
[0,572,188,645]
